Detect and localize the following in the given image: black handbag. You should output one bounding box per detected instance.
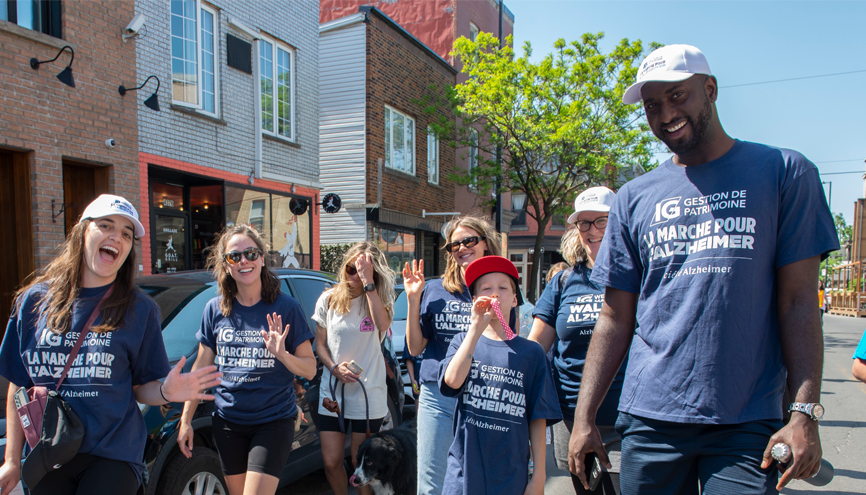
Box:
[18,287,112,488]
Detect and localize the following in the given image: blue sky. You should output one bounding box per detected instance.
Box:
[509,0,866,224]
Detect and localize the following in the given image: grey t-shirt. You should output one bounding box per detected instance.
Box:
[592,140,838,424]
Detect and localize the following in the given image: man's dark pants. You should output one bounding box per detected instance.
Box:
[615,412,783,494]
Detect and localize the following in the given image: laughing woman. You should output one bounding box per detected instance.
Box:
[0,195,221,495]
[177,224,316,495]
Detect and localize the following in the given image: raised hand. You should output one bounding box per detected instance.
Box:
[355,253,375,285]
[402,259,425,302]
[161,355,222,403]
[470,296,494,333]
[262,312,290,358]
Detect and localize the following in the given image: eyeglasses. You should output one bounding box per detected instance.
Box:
[576,216,608,232]
[224,247,263,265]
[445,236,485,253]
[345,264,358,276]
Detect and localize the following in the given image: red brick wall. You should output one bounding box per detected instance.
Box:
[139,153,321,274]
[0,1,140,268]
[365,13,457,216]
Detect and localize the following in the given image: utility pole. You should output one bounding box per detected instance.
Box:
[494,0,503,232]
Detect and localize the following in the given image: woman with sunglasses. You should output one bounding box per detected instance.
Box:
[177,224,316,495]
[0,195,221,495]
[313,242,395,495]
[402,216,506,495]
[528,187,626,495]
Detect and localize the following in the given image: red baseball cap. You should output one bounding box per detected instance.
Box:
[465,256,524,305]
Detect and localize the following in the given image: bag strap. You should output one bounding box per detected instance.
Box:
[55,285,114,391]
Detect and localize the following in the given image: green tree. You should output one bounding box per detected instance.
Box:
[427,32,656,301]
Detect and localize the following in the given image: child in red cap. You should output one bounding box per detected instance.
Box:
[439,256,562,495]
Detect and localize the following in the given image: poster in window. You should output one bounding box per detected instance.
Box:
[272,194,311,269]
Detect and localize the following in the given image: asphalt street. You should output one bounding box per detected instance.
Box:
[278,314,866,495]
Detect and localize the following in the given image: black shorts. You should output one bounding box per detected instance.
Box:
[30,453,139,495]
[212,415,295,477]
[317,414,386,434]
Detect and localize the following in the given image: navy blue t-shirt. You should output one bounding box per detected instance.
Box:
[400,333,423,370]
[418,279,516,384]
[591,140,839,424]
[0,283,171,483]
[197,293,314,424]
[439,333,561,495]
[533,264,626,424]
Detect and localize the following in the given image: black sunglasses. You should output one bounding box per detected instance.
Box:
[224,247,263,265]
[576,216,608,232]
[445,236,485,253]
[345,264,358,276]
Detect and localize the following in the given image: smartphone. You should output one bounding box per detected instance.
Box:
[13,387,29,409]
[347,360,363,375]
[584,452,604,491]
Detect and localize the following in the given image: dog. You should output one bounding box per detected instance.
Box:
[350,421,417,495]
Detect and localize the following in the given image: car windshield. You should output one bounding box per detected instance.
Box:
[393,289,407,321]
[140,283,218,362]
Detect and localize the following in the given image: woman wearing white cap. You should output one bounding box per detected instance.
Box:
[0,195,222,495]
[529,186,625,494]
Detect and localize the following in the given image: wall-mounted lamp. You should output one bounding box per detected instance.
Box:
[119,75,160,111]
[511,191,527,211]
[30,45,76,88]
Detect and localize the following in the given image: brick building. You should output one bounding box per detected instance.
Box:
[133,0,321,274]
[320,0,515,219]
[0,1,140,328]
[319,7,458,275]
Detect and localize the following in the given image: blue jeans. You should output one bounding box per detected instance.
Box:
[616,412,783,495]
[417,382,457,495]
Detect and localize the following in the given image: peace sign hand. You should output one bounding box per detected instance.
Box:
[262,312,290,358]
[402,259,425,302]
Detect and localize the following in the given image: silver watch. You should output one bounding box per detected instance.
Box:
[788,402,824,421]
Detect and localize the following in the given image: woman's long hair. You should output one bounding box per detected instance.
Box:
[14,219,139,335]
[560,226,589,266]
[206,224,281,317]
[441,216,501,293]
[327,242,395,317]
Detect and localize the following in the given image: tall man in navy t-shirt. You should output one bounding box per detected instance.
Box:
[568,44,839,494]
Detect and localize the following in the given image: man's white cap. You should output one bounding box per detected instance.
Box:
[567,187,616,224]
[79,194,146,237]
[622,44,712,105]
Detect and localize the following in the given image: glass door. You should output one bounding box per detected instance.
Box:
[154,215,187,273]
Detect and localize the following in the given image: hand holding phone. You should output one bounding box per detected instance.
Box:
[347,360,363,375]
[584,452,604,491]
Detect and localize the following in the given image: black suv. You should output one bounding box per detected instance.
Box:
[136,268,404,495]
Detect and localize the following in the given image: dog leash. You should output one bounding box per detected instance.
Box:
[491,300,515,340]
[329,372,372,438]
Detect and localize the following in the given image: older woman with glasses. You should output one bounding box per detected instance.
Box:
[403,216,515,495]
[177,224,317,495]
[529,187,626,495]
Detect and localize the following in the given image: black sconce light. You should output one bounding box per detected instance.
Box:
[119,75,160,111]
[30,45,76,88]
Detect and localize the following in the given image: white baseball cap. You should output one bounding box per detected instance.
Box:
[567,187,616,224]
[79,194,146,237]
[622,44,712,105]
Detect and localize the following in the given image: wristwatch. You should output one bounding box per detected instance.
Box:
[363,283,376,292]
[788,402,824,421]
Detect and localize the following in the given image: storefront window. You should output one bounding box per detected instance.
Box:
[152,183,184,212]
[154,215,186,273]
[374,226,416,273]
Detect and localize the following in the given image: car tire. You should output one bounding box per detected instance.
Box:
[157,447,228,495]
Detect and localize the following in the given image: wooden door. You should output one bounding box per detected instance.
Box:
[62,162,110,233]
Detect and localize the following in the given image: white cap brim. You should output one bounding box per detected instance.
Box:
[622,71,698,105]
[89,213,146,238]
[567,204,611,225]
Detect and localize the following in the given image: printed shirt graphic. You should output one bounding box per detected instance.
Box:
[591,140,839,424]
[418,279,516,384]
[312,291,389,420]
[0,284,171,483]
[439,334,561,495]
[533,264,626,424]
[197,293,313,424]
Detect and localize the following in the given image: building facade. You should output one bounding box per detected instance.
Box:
[0,0,141,325]
[134,0,321,274]
[319,7,458,275]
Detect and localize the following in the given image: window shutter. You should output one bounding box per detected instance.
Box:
[227,34,252,74]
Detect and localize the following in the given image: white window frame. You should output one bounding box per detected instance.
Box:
[170,0,219,115]
[427,127,439,185]
[259,36,296,142]
[469,21,479,42]
[384,105,416,175]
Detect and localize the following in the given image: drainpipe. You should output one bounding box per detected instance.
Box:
[229,16,262,180]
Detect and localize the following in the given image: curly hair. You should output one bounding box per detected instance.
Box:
[206,224,281,316]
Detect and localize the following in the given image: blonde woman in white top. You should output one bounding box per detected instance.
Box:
[313,241,395,495]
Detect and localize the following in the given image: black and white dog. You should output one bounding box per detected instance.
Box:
[349,421,417,495]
